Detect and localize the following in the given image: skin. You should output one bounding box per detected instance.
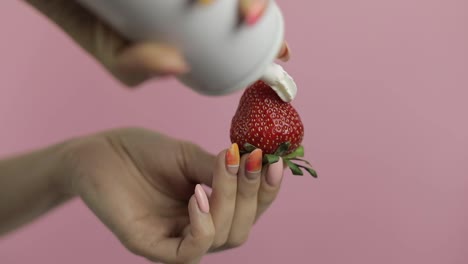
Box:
[0,128,285,264]
[1,1,291,263]
[25,0,291,87]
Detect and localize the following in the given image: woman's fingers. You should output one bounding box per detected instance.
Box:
[199,0,215,4]
[225,149,263,248]
[255,157,285,222]
[113,42,189,86]
[200,0,269,26]
[239,0,292,61]
[159,185,214,263]
[125,185,215,264]
[208,144,239,248]
[239,0,269,25]
[278,41,291,62]
[31,0,290,91]
[209,146,284,251]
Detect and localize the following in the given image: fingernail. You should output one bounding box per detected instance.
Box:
[246,149,263,179]
[199,0,214,5]
[160,57,190,75]
[278,42,291,62]
[245,0,267,26]
[195,184,210,214]
[226,143,240,175]
[202,185,213,198]
[266,157,284,186]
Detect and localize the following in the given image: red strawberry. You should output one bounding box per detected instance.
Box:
[230,80,317,177]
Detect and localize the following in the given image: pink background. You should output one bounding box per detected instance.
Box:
[1,0,468,263]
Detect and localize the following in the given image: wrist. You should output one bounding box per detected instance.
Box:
[57,137,88,197]
[59,135,112,196]
[41,140,78,202]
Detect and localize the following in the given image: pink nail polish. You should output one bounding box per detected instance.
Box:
[266,157,284,186]
[245,1,267,26]
[195,184,210,213]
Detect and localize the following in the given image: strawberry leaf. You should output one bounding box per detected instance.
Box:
[285,145,305,159]
[285,160,304,176]
[274,142,291,156]
[305,168,318,178]
[263,154,280,164]
[296,164,318,178]
[290,158,313,166]
[243,143,257,152]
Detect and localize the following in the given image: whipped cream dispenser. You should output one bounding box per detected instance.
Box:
[76,0,288,96]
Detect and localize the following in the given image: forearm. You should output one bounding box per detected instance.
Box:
[0,142,73,236]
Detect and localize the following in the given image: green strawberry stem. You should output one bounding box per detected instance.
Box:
[242,142,318,178]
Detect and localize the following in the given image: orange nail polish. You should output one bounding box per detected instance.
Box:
[199,0,214,5]
[226,143,240,175]
[246,149,263,176]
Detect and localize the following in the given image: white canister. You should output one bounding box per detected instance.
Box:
[76,0,285,96]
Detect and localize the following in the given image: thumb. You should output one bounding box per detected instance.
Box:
[178,141,217,187]
[120,185,214,264]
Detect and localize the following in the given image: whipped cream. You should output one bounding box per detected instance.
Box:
[261,63,297,102]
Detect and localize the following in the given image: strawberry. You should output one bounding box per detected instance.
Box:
[230,80,317,177]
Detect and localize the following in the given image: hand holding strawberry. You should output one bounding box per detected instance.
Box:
[230,81,318,177]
